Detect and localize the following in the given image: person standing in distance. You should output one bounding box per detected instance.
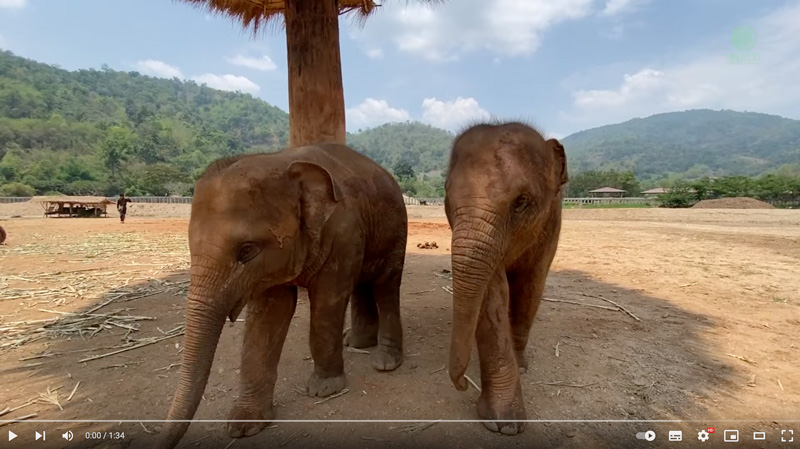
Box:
[117,193,132,223]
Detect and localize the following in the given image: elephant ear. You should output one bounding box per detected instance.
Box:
[547,138,569,188]
[287,161,341,231]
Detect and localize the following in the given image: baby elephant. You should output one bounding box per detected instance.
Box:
[158,143,407,449]
[445,121,568,435]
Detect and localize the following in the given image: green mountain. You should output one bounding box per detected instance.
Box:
[0,50,290,196]
[0,50,455,196]
[562,109,800,177]
[1,49,799,198]
[347,121,454,175]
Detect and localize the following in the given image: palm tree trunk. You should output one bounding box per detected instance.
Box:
[285,0,347,147]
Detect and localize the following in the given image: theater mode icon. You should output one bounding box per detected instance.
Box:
[753,431,766,440]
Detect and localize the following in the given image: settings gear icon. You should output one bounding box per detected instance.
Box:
[697,430,710,442]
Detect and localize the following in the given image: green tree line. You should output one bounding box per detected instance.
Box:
[0,50,458,197]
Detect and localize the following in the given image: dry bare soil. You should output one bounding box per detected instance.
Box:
[0,205,798,449]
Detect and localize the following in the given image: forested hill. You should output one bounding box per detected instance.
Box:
[0,50,291,196]
[0,50,458,196]
[347,122,453,174]
[562,109,800,177]
[2,49,800,197]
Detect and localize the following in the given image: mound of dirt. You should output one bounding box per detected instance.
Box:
[692,197,775,209]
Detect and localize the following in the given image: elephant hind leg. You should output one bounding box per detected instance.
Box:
[371,262,404,371]
[344,282,379,349]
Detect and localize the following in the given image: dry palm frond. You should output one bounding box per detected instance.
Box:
[39,385,63,411]
[0,309,156,350]
[175,0,444,33]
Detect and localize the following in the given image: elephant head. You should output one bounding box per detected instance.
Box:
[444,123,568,391]
[158,154,340,448]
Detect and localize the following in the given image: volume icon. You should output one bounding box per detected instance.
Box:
[63,430,74,441]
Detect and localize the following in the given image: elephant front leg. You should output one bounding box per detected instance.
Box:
[476,269,527,435]
[227,286,297,438]
[306,273,353,397]
[508,268,546,374]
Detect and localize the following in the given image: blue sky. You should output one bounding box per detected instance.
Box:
[1,0,798,138]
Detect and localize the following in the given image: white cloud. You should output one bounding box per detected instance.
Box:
[421,97,491,130]
[347,98,410,129]
[600,0,644,16]
[561,3,800,129]
[572,68,665,108]
[366,48,384,59]
[134,60,184,79]
[192,74,261,94]
[227,54,277,72]
[132,59,260,94]
[0,0,26,9]
[353,0,594,61]
[601,24,626,39]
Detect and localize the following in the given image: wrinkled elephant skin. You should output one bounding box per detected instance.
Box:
[157,143,408,448]
[444,122,568,435]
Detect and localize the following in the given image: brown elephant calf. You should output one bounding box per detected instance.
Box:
[158,143,407,448]
[445,121,568,435]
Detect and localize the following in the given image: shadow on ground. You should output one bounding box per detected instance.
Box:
[0,253,749,449]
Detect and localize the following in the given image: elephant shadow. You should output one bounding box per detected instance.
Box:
[0,253,744,449]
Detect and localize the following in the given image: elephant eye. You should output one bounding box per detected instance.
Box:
[513,194,531,214]
[235,243,260,264]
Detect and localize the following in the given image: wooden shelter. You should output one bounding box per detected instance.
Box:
[178,0,438,147]
[31,196,114,218]
[589,187,626,198]
[642,187,697,197]
[641,187,668,196]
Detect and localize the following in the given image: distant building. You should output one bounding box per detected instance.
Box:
[641,187,697,197]
[589,187,626,198]
[641,187,669,196]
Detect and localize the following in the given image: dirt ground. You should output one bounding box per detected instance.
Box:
[0,205,798,449]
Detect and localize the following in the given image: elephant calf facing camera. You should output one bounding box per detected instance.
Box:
[158,143,408,449]
[444,121,568,435]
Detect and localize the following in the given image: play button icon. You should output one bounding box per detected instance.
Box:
[8,430,17,441]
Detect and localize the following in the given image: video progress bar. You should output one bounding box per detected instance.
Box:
[2,420,799,423]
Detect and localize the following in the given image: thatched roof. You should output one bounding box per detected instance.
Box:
[178,0,441,32]
[641,187,697,194]
[30,196,114,205]
[641,187,668,194]
[589,187,626,193]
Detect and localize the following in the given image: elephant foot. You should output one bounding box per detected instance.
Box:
[307,371,346,397]
[226,403,274,438]
[515,351,529,374]
[477,393,527,435]
[372,344,403,371]
[343,327,377,349]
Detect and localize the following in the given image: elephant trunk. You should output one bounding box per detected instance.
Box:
[448,205,503,391]
[158,284,227,449]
